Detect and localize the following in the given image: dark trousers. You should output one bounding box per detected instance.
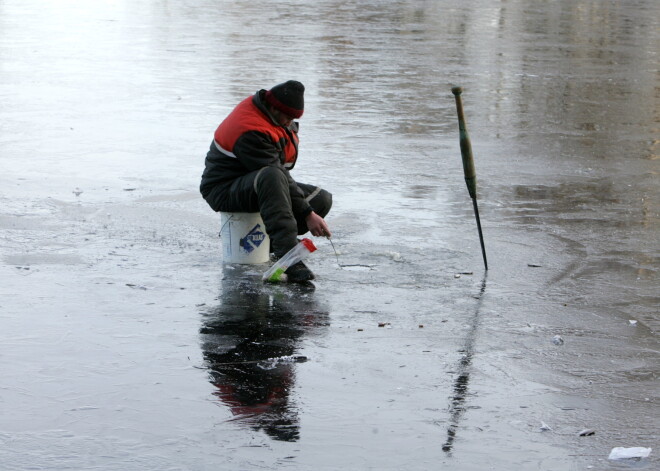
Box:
[206,167,332,257]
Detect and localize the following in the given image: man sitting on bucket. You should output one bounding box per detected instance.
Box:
[200,80,332,282]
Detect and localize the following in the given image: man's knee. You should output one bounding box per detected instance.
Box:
[311,189,332,218]
[254,166,288,193]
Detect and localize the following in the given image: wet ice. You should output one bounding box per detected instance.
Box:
[1,0,658,470]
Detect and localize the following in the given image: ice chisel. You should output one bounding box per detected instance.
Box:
[451,86,488,271]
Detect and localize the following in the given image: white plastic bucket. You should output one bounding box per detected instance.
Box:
[220,212,270,264]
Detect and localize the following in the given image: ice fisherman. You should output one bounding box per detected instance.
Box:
[200,80,332,282]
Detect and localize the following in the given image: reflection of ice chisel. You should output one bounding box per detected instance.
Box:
[451,86,488,271]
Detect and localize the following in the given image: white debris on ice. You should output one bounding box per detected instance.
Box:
[382,251,403,262]
[608,447,652,460]
[552,335,564,345]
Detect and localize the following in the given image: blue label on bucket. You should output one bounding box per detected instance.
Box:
[240,224,266,253]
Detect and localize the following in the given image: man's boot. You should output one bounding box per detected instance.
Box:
[285,261,315,283]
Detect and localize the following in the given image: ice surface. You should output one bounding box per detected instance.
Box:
[1,0,658,470]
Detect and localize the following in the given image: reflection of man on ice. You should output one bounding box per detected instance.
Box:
[200,268,327,442]
[203,318,301,442]
[200,81,332,282]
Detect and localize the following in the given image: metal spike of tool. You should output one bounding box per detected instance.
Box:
[451,86,488,271]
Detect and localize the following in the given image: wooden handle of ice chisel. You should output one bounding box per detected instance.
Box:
[451,86,477,199]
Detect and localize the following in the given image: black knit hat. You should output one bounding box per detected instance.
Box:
[265,80,305,119]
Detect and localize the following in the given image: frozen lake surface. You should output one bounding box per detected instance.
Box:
[1,1,658,470]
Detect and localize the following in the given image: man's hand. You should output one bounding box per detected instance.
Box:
[305,211,332,238]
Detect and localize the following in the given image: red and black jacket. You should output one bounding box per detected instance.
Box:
[214,95,299,169]
[200,90,311,216]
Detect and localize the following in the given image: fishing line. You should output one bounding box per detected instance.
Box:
[326,236,373,270]
[327,236,342,267]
